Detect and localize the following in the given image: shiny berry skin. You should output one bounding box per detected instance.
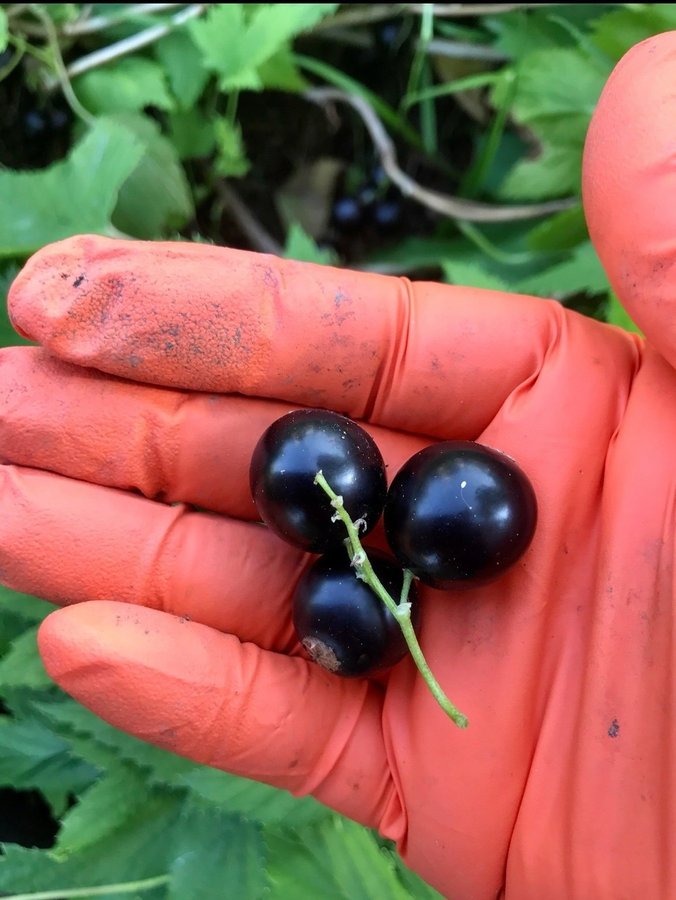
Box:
[293,549,420,677]
[331,196,363,230]
[250,409,387,553]
[384,441,537,589]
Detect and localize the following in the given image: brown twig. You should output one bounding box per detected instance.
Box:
[60,4,207,82]
[311,3,557,31]
[214,182,284,257]
[407,3,556,15]
[305,87,576,224]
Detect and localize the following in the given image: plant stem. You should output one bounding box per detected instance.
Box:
[63,3,187,37]
[41,3,206,87]
[313,471,468,729]
[304,86,576,223]
[26,4,96,125]
[5,873,170,900]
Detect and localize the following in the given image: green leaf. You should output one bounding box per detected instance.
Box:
[155,28,210,108]
[516,241,609,298]
[258,48,309,91]
[169,805,267,899]
[0,625,53,690]
[191,4,338,92]
[42,4,79,25]
[178,767,330,826]
[1,265,33,347]
[590,5,676,60]
[54,764,153,858]
[0,846,67,894]
[74,56,174,114]
[0,715,97,796]
[509,48,609,123]
[110,113,194,239]
[244,4,339,61]
[266,816,411,900]
[0,611,29,656]
[214,117,250,177]
[168,108,216,160]
[442,260,510,292]
[284,223,338,265]
[484,8,578,57]
[0,8,8,53]
[0,789,182,893]
[191,5,259,90]
[526,205,588,252]
[496,113,590,200]
[484,5,611,57]
[498,138,583,201]
[0,584,53,624]
[363,236,468,275]
[34,698,196,783]
[0,119,144,258]
[495,46,610,201]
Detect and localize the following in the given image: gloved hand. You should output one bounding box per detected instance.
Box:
[2,31,675,900]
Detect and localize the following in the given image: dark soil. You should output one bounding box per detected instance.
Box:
[0,787,60,850]
[0,50,73,171]
[204,23,476,266]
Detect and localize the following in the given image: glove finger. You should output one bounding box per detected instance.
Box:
[0,347,426,519]
[8,234,561,438]
[0,465,309,649]
[37,600,396,832]
[583,30,676,368]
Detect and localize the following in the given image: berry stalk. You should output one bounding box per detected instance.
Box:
[314,470,468,729]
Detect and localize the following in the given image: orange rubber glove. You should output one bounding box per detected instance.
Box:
[2,32,675,899]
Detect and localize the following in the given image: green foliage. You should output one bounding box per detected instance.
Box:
[190,4,338,91]
[177,767,330,827]
[442,260,510,292]
[33,696,196,784]
[515,242,609,298]
[0,8,7,53]
[0,716,97,797]
[265,816,438,899]
[0,119,144,257]
[590,5,676,58]
[0,626,54,691]
[284,223,338,266]
[53,764,154,858]
[213,117,250,177]
[0,265,26,345]
[110,113,194,239]
[0,790,183,894]
[154,29,210,110]
[74,57,175,114]
[167,108,216,161]
[168,807,267,900]
[495,48,610,200]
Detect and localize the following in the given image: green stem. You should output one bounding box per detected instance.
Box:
[5,873,170,900]
[313,471,468,729]
[0,45,25,82]
[26,4,96,125]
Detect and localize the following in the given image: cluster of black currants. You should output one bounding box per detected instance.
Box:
[331,166,403,235]
[249,409,537,724]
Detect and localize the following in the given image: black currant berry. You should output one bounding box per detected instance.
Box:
[384,441,537,588]
[250,408,387,553]
[293,549,420,677]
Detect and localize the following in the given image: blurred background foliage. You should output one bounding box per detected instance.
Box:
[0,3,668,897]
